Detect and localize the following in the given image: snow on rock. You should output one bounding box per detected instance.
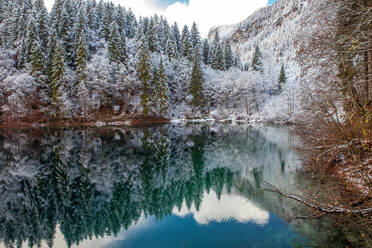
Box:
[208,0,325,123]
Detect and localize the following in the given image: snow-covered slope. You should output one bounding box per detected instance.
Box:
[208,0,326,123]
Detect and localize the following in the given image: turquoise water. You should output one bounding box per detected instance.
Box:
[0,124,344,248]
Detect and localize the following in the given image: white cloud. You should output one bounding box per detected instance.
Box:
[173,191,270,225]
[44,0,268,37]
[164,0,267,37]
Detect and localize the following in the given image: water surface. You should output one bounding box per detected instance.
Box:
[0,124,346,247]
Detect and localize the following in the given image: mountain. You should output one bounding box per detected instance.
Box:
[208,0,331,123]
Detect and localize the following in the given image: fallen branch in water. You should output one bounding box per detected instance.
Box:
[263,181,372,216]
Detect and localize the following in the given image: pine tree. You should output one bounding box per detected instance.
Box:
[213,31,220,45]
[74,6,87,47]
[125,8,137,38]
[0,1,17,48]
[86,0,98,32]
[30,40,44,77]
[160,19,170,53]
[102,2,114,41]
[211,31,225,70]
[115,6,126,34]
[147,19,158,53]
[23,12,44,70]
[157,59,169,114]
[50,42,66,104]
[137,38,152,117]
[202,39,211,65]
[33,0,49,50]
[212,43,225,71]
[278,63,286,92]
[50,0,64,36]
[135,17,144,41]
[252,45,263,73]
[59,0,76,68]
[171,22,181,52]
[47,30,58,82]
[181,25,191,59]
[76,30,88,83]
[16,0,33,45]
[108,23,127,64]
[190,22,201,60]
[224,40,234,70]
[189,55,204,107]
[166,38,178,60]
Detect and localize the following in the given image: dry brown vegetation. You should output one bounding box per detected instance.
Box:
[295,0,372,198]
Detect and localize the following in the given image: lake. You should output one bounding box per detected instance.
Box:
[0,124,353,247]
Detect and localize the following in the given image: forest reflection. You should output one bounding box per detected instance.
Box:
[0,124,300,248]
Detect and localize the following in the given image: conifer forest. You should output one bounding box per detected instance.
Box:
[0,0,371,247]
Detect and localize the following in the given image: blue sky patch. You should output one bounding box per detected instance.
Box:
[156,0,275,8]
[155,0,189,7]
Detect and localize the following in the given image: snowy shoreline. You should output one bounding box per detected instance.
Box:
[0,117,296,129]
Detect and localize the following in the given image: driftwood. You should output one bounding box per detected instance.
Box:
[263,182,372,216]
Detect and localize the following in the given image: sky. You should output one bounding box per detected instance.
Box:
[44,0,271,37]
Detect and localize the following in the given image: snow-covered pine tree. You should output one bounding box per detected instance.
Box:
[0,1,15,48]
[212,43,225,71]
[30,40,44,77]
[0,0,7,24]
[224,40,234,70]
[137,37,152,117]
[76,25,89,118]
[47,30,57,82]
[50,42,66,104]
[33,0,49,50]
[60,0,76,68]
[96,0,105,29]
[86,0,99,32]
[157,59,169,115]
[115,5,126,35]
[142,17,150,35]
[189,55,204,107]
[252,45,263,73]
[50,0,64,37]
[160,19,170,53]
[181,25,191,59]
[171,22,181,52]
[102,2,114,41]
[278,63,286,92]
[190,22,201,61]
[202,39,211,65]
[211,31,225,70]
[213,31,220,45]
[135,17,144,41]
[76,30,88,84]
[16,0,33,46]
[23,12,45,70]
[74,6,87,45]
[3,3,18,46]
[147,18,158,53]
[125,8,137,38]
[166,38,178,60]
[108,23,127,64]
[151,65,159,109]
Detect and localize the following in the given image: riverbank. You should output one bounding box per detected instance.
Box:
[0,116,259,129]
[295,122,372,205]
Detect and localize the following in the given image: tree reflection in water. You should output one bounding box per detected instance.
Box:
[0,124,326,248]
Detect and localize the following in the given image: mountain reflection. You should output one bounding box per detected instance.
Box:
[0,124,300,248]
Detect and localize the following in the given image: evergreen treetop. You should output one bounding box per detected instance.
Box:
[252,45,263,73]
